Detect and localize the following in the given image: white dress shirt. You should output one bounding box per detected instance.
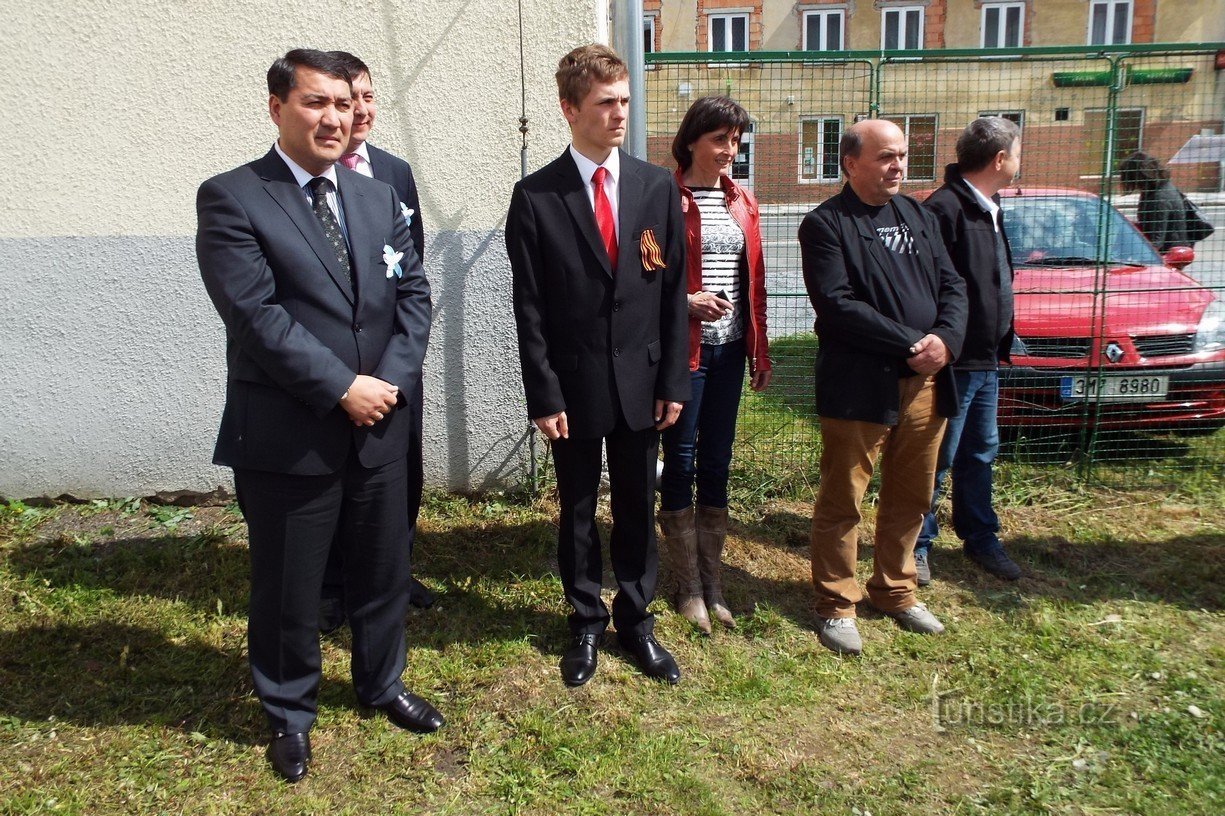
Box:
[962,178,1001,233]
[275,141,349,239]
[344,142,375,179]
[569,144,620,241]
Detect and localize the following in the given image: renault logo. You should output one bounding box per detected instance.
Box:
[1105,342,1125,363]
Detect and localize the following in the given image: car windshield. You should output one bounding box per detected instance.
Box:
[1002,194,1164,268]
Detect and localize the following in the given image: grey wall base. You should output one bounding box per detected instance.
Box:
[0,232,532,500]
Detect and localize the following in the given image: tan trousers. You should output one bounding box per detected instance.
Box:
[810,376,945,619]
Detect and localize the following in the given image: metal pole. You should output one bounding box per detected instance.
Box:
[611,0,647,159]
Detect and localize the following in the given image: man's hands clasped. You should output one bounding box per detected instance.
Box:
[340,375,399,427]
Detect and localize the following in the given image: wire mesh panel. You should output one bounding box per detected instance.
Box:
[645,46,1225,488]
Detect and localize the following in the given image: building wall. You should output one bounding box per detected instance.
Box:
[0,0,600,499]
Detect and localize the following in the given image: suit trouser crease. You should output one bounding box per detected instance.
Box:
[810,377,945,619]
[236,455,410,734]
[552,425,660,638]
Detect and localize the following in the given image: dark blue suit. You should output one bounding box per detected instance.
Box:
[197,148,431,734]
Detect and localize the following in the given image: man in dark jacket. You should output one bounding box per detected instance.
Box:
[916,117,1023,584]
[799,119,967,655]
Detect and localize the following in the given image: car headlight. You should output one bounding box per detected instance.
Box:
[1193,298,1225,353]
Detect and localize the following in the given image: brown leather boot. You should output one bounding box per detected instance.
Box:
[657,506,711,634]
[696,504,735,629]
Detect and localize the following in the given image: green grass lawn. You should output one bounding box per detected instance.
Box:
[1,477,1221,814]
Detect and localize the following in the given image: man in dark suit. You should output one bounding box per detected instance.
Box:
[507,44,690,686]
[798,118,967,656]
[316,51,434,634]
[196,49,443,783]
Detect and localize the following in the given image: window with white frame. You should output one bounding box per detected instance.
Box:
[709,13,749,52]
[799,117,843,182]
[881,5,924,50]
[1088,0,1132,45]
[881,113,938,180]
[981,2,1024,49]
[803,9,845,52]
[643,15,656,54]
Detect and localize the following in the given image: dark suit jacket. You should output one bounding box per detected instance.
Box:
[196,148,432,475]
[799,185,967,424]
[367,143,425,263]
[507,149,690,438]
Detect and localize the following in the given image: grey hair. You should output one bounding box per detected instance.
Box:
[955,116,1021,173]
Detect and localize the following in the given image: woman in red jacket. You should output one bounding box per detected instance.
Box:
[659,96,771,633]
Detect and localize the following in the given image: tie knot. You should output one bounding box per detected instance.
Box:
[340,152,360,170]
[592,166,608,187]
[307,177,333,197]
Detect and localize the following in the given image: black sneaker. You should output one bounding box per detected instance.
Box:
[966,548,1022,581]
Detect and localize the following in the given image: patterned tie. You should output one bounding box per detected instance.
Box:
[592,166,618,270]
[307,177,352,286]
[340,152,360,170]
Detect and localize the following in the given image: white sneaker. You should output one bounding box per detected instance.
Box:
[817,617,863,655]
[889,602,945,635]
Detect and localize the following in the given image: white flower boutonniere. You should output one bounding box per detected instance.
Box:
[400,203,415,229]
[383,244,404,279]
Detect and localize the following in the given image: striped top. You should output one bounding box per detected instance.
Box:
[691,187,745,345]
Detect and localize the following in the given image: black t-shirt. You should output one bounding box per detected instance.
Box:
[865,200,937,335]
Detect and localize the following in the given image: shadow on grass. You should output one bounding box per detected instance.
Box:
[0,622,264,744]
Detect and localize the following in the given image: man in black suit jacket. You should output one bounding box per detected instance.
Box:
[507,45,690,686]
[798,119,967,657]
[315,52,433,633]
[195,49,443,783]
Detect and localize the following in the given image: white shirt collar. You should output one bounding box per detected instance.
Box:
[350,142,371,163]
[275,141,339,190]
[569,144,619,185]
[961,178,1000,229]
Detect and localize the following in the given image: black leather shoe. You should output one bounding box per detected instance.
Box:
[408,576,436,609]
[619,634,680,685]
[560,633,600,687]
[319,596,346,635]
[966,548,1022,581]
[267,732,311,783]
[379,691,445,733]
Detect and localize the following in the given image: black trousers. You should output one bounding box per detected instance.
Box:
[321,376,425,609]
[235,454,410,735]
[551,422,661,638]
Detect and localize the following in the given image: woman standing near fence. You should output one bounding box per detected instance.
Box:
[1119,150,1189,251]
[658,96,771,633]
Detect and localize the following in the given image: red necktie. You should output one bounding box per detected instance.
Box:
[592,166,618,269]
[340,152,360,170]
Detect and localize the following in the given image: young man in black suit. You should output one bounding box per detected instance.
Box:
[507,45,690,686]
[316,52,434,635]
[196,49,443,783]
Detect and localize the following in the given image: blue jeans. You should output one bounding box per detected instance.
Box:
[916,369,1002,556]
[660,341,746,511]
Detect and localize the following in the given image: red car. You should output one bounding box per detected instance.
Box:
[995,188,1225,433]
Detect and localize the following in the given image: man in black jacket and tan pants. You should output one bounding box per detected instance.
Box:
[915,117,1024,584]
[799,118,967,656]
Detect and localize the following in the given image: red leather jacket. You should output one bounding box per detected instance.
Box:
[674,169,771,374]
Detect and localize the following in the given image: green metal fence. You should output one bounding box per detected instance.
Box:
[645,43,1225,488]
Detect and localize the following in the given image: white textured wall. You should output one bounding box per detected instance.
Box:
[0,0,602,498]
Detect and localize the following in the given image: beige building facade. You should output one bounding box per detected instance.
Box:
[643,0,1225,203]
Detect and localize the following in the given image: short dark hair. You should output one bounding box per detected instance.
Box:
[555,44,628,107]
[328,50,372,83]
[267,49,351,101]
[671,96,751,171]
[1118,150,1168,193]
[838,127,864,176]
[955,116,1021,173]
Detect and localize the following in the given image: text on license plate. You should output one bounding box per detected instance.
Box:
[1059,375,1170,402]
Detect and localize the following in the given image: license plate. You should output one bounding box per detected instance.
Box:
[1059,374,1170,402]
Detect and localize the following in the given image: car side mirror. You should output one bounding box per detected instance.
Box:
[1162,246,1195,269]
